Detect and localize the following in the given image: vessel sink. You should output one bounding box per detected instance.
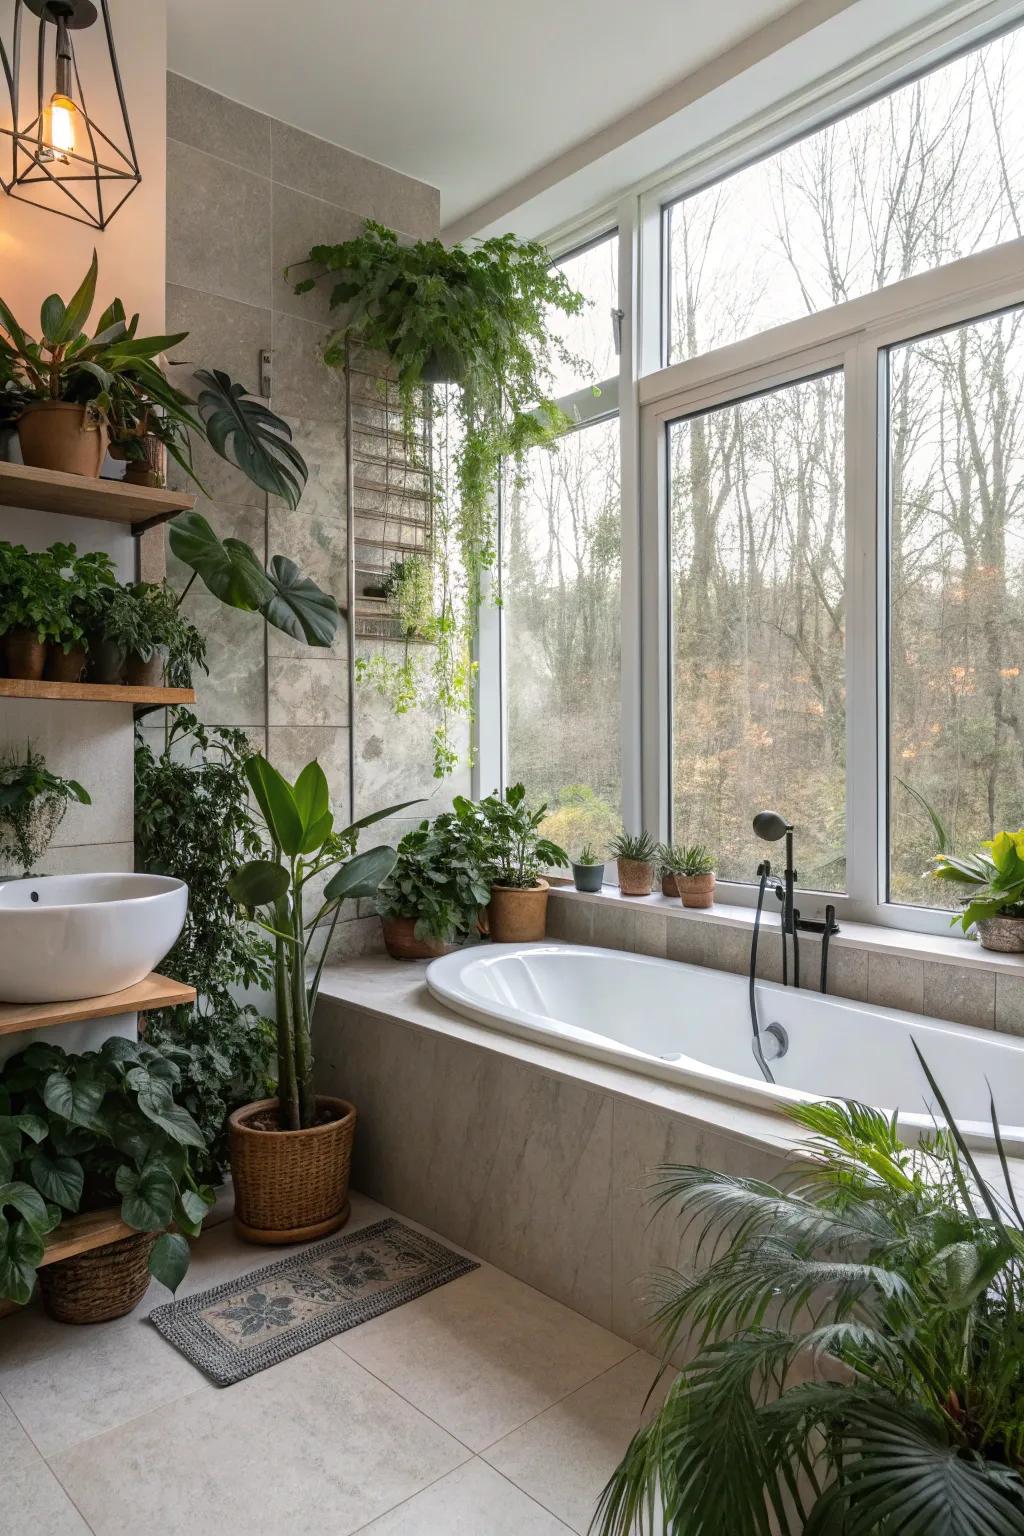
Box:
[0,873,188,1004]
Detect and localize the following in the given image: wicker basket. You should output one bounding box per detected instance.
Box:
[39,1230,156,1325]
[617,858,655,897]
[229,1095,356,1244]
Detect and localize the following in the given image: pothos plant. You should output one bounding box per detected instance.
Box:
[291,221,588,776]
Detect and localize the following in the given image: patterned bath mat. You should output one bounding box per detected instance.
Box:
[149,1218,479,1387]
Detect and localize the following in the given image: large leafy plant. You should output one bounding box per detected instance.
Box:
[597,1055,1024,1535]
[227,758,417,1130]
[477,782,567,889]
[933,829,1024,934]
[377,803,492,944]
[292,221,586,775]
[0,1037,213,1305]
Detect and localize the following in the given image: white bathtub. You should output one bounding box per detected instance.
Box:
[426,943,1024,1151]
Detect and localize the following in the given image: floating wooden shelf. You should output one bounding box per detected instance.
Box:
[40,1207,134,1267]
[0,972,196,1039]
[0,678,195,705]
[0,460,194,534]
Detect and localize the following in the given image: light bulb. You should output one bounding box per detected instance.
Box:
[44,93,77,162]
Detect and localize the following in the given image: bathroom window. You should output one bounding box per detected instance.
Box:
[664,27,1024,362]
[668,372,846,890]
[887,306,1024,911]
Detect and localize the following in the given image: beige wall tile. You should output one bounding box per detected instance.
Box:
[922,962,995,1030]
[996,973,1024,1035]
[271,120,440,236]
[167,139,271,307]
[168,72,271,173]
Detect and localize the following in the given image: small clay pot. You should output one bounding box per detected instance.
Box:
[677,871,716,910]
[88,636,126,685]
[109,433,167,488]
[4,628,47,680]
[125,649,166,688]
[46,642,87,683]
[488,879,549,942]
[381,915,453,960]
[661,872,680,897]
[572,862,605,894]
[18,401,108,478]
[617,858,655,897]
[976,915,1024,953]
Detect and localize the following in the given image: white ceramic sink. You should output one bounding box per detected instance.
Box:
[0,873,188,1003]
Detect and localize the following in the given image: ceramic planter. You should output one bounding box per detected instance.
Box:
[976,915,1024,953]
[677,871,716,909]
[109,431,166,488]
[125,648,167,688]
[572,862,605,893]
[88,635,127,685]
[229,1095,356,1244]
[46,642,87,683]
[4,628,47,680]
[18,402,108,478]
[617,858,655,897]
[488,879,549,942]
[381,914,453,960]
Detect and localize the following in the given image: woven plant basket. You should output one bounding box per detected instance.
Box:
[617,858,655,897]
[229,1095,356,1245]
[39,1230,156,1325]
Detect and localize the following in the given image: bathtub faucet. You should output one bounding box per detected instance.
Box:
[752,812,839,993]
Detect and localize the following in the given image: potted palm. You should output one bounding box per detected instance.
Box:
[377,805,491,959]
[226,757,415,1243]
[610,830,657,896]
[478,782,568,942]
[571,843,605,894]
[933,829,1024,951]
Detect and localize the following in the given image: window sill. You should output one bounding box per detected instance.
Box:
[548,883,1024,978]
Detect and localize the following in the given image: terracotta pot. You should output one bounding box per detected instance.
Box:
[4,628,47,680]
[18,401,108,478]
[488,879,549,942]
[976,915,1024,953]
[38,1230,157,1324]
[617,858,655,897]
[46,642,87,683]
[125,649,167,688]
[661,872,680,897]
[229,1095,356,1245]
[88,635,126,685]
[677,871,716,909]
[381,914,453,960]
[109,432,167,488]
[572,862,605,893]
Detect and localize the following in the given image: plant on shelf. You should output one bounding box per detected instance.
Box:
[134,710,275,1180]
[291,220,587,776]
[0,744,90,875]
[933,829,1024,953]
[0,1036,213,1319]
[0,540,121,682]
[476,782,568,942]
[571,841,605,894]
[377,803,492,959]
[225,758,417,1241]
[609,830,657,897]
[659,840,716,909]
[91,580,207,689]
[597,1063,1024,1535]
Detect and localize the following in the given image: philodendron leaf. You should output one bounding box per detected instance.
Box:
[228,859,290,908]
[195,368,308,509]
[41,1071,105,1130]
[0,1179,56,1234]
[134,1090,206,1150]
[324,845,398,903]
[168,512,270,612]
[149,1231,191,1294]
[29,1151,83,1212]
[116,1164,177,1230]
[263,556,340,648]
[0,1213,45,1306]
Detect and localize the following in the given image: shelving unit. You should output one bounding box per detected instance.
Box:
[0,461,194,535]
[0,678,195,705]
[0,972,195,1038]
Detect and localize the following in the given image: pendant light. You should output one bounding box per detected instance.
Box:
[0,0,141,230]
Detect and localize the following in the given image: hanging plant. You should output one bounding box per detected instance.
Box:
[290,222,587,776]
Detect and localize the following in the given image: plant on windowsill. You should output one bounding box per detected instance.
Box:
[290,220,587,777]
[664,842,716,909]
[609,830,657,897]
[476,782,568,942]
[0,745,90,876]
[932,829,1024,952]
[572,842,605,894]
[377,803,492,960]
[225,757,417,1242]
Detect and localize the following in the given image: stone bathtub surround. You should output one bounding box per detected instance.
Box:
[547,885,1024,1036]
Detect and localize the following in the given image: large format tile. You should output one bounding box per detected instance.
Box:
[268,655,348,727]
[336,1263,632,1452]
[184,592,267,730]
[0,1399,90,1534]
[356,1458,573,1535]
[53,1345,468,1536]
[167,139,272,308]
[168,72,271,174]
[922,961,995,1029]
[271,120,439,237]
[484,1350,671,1534]
[270,309,347,423]
[272,183,364,323]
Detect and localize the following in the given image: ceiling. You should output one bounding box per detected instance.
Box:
[166,0,807,225]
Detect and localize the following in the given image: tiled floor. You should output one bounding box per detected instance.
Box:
[0,1192,668,1534]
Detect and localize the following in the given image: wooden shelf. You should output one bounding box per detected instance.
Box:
[0,972,196,1039]
[0,460,194,533]
[40,1207,134,1267]
[0,678,195,705]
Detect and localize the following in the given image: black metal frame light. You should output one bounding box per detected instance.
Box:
[0,0,140,230]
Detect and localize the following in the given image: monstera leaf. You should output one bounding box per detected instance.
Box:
[194,369,308,509]
[169,512,340,648]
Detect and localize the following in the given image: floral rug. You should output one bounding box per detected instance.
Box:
[148,1218,479,1386]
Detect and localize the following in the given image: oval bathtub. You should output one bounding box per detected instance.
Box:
[426,942,1024,1151]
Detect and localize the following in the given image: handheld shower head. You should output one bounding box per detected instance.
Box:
[753,810,792,843]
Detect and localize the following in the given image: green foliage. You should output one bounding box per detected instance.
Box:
[383,556,434,637]
[475,781,568,889]
[194,369,307,510]
[377,805,492,943]
[658,841,715,877]
[933,828,1024,933]
[0,1037,213,1304]
[0,743,90,874]
[575,844,602,867]
[97,580,207,687]
[610,830,657,863]
[596,1079,1024,1535]
[291,220,586,776]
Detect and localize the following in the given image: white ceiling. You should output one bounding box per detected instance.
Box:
[166,0,807,225]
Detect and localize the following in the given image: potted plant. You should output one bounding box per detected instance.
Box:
[291,222,586,777]
[0,541,69,679]
[932,829,1024,951]
[609,830,657,896]
[673,842,716,908]
[656,842,685,897]
[93,581,207,689]
[0,1036,212,1321]
[477,782,568,942]
[571,843,605,893]
[226,757,415,1242]
[0,745,90,875]
[377,804,491,959]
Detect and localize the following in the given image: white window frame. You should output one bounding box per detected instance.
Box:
[491,7,1024,938]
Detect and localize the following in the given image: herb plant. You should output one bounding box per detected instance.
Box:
[377,804,492,944]
[477,782,568,889]
[610,830,657,864]
[0,744,90,874]
[933,829,1024,933]
[0,1036,214,1305]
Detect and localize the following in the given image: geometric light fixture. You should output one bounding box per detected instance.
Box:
[0,0,140,230]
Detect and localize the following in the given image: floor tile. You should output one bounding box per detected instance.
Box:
[484,1350,672,1533]
[0,1399,90,1533]
[353,1458,573,1534]
[52,1344,469,1536]
[336,1263,633,1451]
